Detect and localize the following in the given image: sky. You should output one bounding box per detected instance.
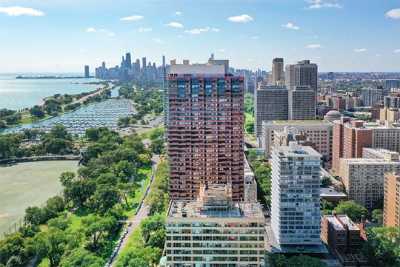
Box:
[0,0,399,72]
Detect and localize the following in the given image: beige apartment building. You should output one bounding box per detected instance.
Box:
[261,120,333,166]
[383,173,400,227]
[339,149,400,209]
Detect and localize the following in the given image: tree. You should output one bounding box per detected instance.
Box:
[43,196,65,219]
[0,120,6,129]
[269,254,326,267]
[245,119,254,134]
[30,105,45,118]
[4,113,21,125]
[115,246,162,267]
[150,138,164,155]
[321,176,332,187]
[140,215,165,244]
[82,214,117,251]
[334,200,368,222]
[34,228,68,267]
[88,185,120,214]
[147,229,166,249]
[59,248,105,267]
[363,227,400,266]
[118,117,130,128]
[371,209,383,225]
[85,128,100,142]
[0,233,31,267]
[24,206,46,226]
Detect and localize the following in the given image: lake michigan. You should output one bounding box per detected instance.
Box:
[0,73,101,110]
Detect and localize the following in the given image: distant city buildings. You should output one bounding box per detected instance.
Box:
[271,58,284,86]
[332,118,400,173]
[271,143,322,249]
[94,52,164,84]
[383,172,400,227]
[84,65,90,78]
[384,79,400,95]
[361,87,383,107]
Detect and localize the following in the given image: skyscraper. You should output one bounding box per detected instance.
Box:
[384,79,400,95]
[288,86,316,120]
[271,142,322,248]
[142,57,147,72]
[271,58,284,86]
[254,83,288,141]
[125,52,132,69]
[286,60,318,92]
[84,65,90,78]
[166,60,244,200]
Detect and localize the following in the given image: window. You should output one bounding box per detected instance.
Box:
[217,79,225,96]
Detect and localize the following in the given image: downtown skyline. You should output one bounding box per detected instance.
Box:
[0,0,400,72]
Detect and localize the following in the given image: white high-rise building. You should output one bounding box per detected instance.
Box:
[271,143,322,247]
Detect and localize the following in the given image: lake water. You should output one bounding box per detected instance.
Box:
[0,74,101,110]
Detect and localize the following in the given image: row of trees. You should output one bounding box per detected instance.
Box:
[0,127,158,266]
[247,149,272,207]
[0,125,76,160]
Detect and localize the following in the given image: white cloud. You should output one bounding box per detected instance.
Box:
[0,6,44,16]
[354,48,367,53]
[166,21,184,28]
[175,11,182,16]
[120,15,143,21]
[184,27,219,35]
[227,14,253,23]
[86,27,97,33]
[137,27,152,33]
[282,22,300,30]
[386,9,400,19]
[306,0,342,9]
[218,48,225,53]
[306,44,322,49]
[152,38,163,44]
[394,49,400,54]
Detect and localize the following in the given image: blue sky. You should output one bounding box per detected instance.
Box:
[0,0,399,72]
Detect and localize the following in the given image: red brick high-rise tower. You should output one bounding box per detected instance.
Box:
[166,60,244,201]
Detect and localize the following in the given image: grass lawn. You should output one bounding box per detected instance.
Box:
[0,160,78,236]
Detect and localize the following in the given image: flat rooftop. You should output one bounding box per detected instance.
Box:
[168,200,264,219]
[320,187,347,198]
[168,64,226,75]
[264,120,332,126]
[274,143,321,158]
[325,215,360,231]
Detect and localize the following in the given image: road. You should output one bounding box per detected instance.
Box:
[107,155,160,267]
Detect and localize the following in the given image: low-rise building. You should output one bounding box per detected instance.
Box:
[165,184,265,267]
[321,215,368,267]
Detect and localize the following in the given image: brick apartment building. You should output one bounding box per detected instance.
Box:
[166,61,244,201]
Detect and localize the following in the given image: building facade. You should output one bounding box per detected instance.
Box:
[339,151,400,210]
[271,143,322,247]
[383,173,400,227]
[285,60,318,92]
[271,58,284,86]
[254,84,288,140]
[361,87,382,107]
[261,120,333,166]
[167,62,244,201]
[165,184,265,267]
[288,86,316,120]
